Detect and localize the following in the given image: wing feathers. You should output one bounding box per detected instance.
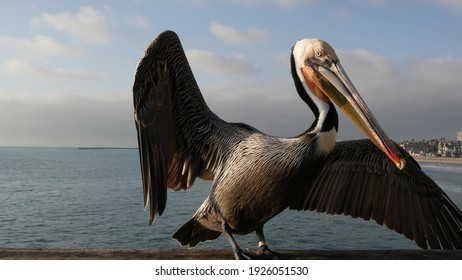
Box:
[134,31,243,224]
[290,139,462,249]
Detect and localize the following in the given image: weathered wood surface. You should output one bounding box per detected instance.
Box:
[1,248,461,260]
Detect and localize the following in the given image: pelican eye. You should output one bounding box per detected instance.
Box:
[315,49,324,58]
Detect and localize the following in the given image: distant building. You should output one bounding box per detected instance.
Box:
[457,131,462,143]
[400,137,462,158]
[400,139,438,157]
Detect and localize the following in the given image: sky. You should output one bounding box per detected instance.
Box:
[0,0,461,147]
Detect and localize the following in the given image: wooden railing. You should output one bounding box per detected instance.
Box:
[1,248,461,260]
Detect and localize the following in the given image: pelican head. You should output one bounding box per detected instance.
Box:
[293,38,405,170]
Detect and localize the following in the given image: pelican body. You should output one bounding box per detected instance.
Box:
[133,31,462,259]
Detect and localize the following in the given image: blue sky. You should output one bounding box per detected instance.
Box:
[1,0,461,147]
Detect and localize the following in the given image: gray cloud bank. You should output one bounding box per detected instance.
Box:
[195,49,462,142]
[2,47,461,147]
[1,47,461,148]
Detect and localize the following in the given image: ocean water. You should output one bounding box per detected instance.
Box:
[0,146,461,251]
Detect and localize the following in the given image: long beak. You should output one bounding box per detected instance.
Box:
[304,61,406,170]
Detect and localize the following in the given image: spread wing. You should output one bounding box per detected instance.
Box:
[290,139,462,249]
[133,31,246,224]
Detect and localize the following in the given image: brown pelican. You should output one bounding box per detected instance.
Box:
[133,30,462,259]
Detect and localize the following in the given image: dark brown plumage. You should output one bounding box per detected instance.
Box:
[290,139,462,249]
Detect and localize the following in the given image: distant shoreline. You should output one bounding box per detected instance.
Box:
[414,157,462,166]
[77,147,137,150]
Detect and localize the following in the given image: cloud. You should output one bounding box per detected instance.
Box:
[2,58,107,79]
[125,14,150,29]
[0,35,83,58]
[432,0,462,10]
[186,49,258,75]
[31,6,114,44]
[200,0,317,8]
[411,56,462,85]
[199,78,310,136]
[2,48,461,148]
[271,51,291,67]
[338,49,462,106]
[338,49,397,93]
[0,90,135,147]
[351,0,387,8]
[265,0,317,8]
[190,48,462,142]
[210,22,269,47]
[332,49,462,140]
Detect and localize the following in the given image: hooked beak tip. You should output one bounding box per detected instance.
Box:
[397,158,406,170]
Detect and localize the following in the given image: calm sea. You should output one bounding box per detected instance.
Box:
[0,146,461,250]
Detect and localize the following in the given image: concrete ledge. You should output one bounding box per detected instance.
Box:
[1,248,461,260]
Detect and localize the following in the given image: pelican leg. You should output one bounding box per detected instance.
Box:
[222,222,252,260]
[255,227,282,260]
